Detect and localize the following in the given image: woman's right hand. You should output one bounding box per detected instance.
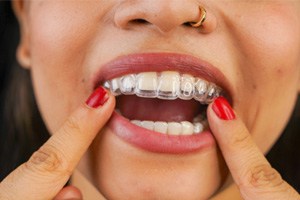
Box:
[0,87,115,200]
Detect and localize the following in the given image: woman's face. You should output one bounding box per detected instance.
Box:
[16,0,300,199]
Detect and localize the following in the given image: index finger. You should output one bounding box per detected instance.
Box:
[207,97,299,199]
[0,87,115,200]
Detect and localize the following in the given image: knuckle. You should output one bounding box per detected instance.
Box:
[63,115,82,135]
[247,164,284,189]
[25,145,70,175]
[228,128,251,148]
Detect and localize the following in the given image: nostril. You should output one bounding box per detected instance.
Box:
[131,18,150,25]
[182,22,192,27]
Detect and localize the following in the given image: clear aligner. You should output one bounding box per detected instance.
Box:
[103,71,222,104]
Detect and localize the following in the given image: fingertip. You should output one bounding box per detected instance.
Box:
[207,97,236,125]
[206,102,222,134]
[206,97,237,138]
[85,86,110,108]
[207,97,251,148]
[54,186,83,200]
[211,97,236,120]
[206,102,215,120]
[81,87,116,120]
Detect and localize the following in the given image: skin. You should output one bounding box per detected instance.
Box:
[0,0,299,199]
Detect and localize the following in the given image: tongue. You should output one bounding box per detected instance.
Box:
[117,95,202,122]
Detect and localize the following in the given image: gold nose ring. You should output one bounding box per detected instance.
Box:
[189,6,207,27]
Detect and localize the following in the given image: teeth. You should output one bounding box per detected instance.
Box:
[206,84,221,103]
[167,122,182,135]
[104,71,222,104]
[194,79,208,103]
[157,71,180,100]
[109,78,122,96]
[103,81,110,89]
[179,74,195,100]
[136,72,158,97]
[131,120,142,126]
[193,122,204,134]
[181,121,194,135]
[154,121,168,134]
[141,121,155,131]
[119,74,136,95]
[130,119,206,135]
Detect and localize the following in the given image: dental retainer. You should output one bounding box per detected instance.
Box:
[103,71,222,104]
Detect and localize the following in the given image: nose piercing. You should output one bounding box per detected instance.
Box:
[189,6,207,28]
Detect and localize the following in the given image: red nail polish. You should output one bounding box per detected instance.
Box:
[85,86,108,108]
[212,97,236,120]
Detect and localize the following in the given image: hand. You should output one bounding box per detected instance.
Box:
[207,97,300,200]
[0,87,115,200]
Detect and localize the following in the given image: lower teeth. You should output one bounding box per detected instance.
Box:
[130,119,206,135]
[116,108,207,135]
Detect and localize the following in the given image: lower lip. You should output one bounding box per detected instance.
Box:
[108,111,216,154]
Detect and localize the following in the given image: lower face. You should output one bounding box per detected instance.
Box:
[24,1,300,199]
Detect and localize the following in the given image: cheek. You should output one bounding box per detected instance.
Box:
[27,3,103,132]
[240,5,300,97]
[232,5,300,152]
[238,5,300,71]
[248,8,300,111]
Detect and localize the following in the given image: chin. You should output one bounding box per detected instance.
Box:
[87,126,226,199]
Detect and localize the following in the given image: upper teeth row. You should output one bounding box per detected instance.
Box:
[103,71,222,104]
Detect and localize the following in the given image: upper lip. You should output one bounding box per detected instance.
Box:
[93,52,233,102]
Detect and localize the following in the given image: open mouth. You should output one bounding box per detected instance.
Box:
[104,71,222,136]
[94,53,231,153]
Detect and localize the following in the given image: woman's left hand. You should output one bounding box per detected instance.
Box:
[207,97,300,200]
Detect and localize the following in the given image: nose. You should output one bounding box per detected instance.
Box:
[114,0,216,33]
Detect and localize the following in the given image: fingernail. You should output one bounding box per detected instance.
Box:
[212,97,236,120]
[85,86,108,108]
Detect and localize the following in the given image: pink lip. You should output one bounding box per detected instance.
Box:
[108,111,216,154]
[93,52,231,154]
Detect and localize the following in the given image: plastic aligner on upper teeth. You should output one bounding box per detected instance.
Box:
[103,71,222,104]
